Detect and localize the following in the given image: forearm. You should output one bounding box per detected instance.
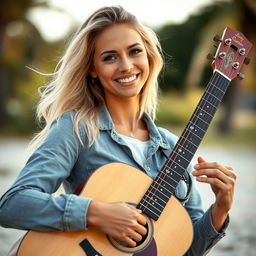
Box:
[185,206,229,256]
[0,188,91,231]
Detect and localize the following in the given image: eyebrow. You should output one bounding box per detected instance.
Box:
[99,43,142,56]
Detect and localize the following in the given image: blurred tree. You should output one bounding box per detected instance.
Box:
[0,0,49,131]
[157,2,230,91]
[157,0,255,133]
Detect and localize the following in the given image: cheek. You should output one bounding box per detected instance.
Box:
[140,59,150,78]
[97,65,115,82]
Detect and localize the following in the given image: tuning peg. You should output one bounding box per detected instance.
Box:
[207,53,215,60]
[244,57,250,65]
[213,34,221,42]
[237,72,245,80]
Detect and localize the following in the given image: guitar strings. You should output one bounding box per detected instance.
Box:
[139,71,231,216]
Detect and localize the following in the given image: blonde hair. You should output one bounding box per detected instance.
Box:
[27,5,163,155]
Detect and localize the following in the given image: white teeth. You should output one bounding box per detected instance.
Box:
[117,75,137,83]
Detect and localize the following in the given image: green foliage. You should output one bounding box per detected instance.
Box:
[157,1,236,91]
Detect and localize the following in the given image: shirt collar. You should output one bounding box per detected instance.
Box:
[99,106,170,150]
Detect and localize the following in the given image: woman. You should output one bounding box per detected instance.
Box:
[0,6,236,255]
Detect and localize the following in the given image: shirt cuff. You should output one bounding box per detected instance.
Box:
[63,194,92,231]
[202,205,230,247]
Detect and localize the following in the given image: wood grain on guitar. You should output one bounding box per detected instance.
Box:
[17,27,252,256]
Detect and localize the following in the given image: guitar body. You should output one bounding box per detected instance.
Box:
[17,162,193,256]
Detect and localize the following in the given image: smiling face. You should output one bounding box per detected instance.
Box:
[91,23,150,102]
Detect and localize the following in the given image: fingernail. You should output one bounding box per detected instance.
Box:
[194,164,199,169]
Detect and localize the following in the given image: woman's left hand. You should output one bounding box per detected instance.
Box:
[192,156,237,231]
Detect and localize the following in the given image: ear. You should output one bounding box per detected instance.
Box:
[90,71,97,78]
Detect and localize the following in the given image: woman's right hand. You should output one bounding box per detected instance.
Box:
[87,201,148,247]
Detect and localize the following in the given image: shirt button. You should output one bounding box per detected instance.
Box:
[147,166,151,171]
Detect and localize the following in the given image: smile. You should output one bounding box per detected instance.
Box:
[115,74,139,84]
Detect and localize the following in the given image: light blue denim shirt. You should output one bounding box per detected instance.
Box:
[0,107,228,255]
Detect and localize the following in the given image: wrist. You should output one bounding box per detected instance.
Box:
[211,203,229,232]
[87,200,103,227]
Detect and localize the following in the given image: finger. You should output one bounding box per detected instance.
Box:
[195,176,227,190]
[193,168,236,185]
[124,236,137,247]
[194,161,235,178]
[136,213,147,226]
[134,223,147,236]
[197,156,206,164]
[129,231,143,242]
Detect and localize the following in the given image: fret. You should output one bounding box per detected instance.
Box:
[185,125,205,142]
[175,141,196,158]
[184,126,203,141]
[196,106,213,119]
[143,193,165,211]
[200,97,218,111]
[140,206,160,221]
[138,71,231,221]
[145,187,170,204]
[188,120,207,135]
[162,165,183,178]
[209,81,226,94]
[168,143,192,163]
[138,201,161,220]
[205,90,222,103]
[152,176,176,193]
[156,173,178,188]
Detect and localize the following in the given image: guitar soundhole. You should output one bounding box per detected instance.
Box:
[107,215,154,253]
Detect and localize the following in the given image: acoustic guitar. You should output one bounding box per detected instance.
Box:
[17,27,252,256]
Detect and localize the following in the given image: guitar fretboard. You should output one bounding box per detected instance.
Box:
[137,71,230,220]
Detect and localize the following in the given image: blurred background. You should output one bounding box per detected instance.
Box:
[0,0,255,255]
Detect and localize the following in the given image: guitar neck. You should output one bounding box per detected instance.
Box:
[138,70,230,220]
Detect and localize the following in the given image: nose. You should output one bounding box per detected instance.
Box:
[119,56,134,73]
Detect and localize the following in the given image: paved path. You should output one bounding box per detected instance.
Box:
[0,139,255,256]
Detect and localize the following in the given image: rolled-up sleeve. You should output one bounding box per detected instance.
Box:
[184,165,229,255]
[0,112,91,231]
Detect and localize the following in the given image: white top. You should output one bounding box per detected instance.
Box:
[119,134,150,167]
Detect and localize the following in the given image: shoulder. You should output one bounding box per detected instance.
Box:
[50,111,87,144]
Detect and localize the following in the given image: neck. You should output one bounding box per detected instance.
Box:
[106,96,140,129]
[105,95,145,138]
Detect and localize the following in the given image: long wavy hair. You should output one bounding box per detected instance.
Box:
[27,5,163,155]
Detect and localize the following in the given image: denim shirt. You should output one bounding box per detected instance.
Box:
[0,107,228,255]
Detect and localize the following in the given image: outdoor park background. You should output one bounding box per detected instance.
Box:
[0,0,255,255]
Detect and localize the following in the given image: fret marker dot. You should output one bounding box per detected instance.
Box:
[166,170,170,174]
[190,126,194,130]
[200,112,203,116]
[207,105,209,108]
[178,159,181,162]
[178,148,182,152]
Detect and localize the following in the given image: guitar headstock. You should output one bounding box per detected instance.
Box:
[209,27,252,81]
